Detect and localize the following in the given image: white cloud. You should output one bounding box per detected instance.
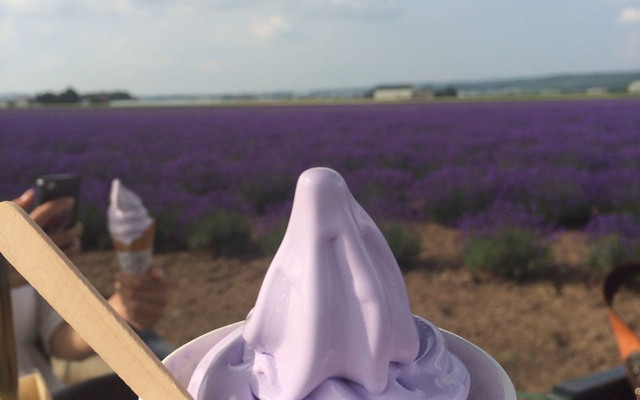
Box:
[0,0,140,16]
[94,38,168,80]
[249,14,291,40]
[330,0,398,13]
[297,0,401,20]
[619,7,640,24]
[0,19,15,44]
[79,0,143,15]
[110,0,136,14]
[0,0,56,15]
[331,0,362,8]
[198,60,221,71]
[39,54,65,70]
[618,32,640,63]
[328,0,396,9]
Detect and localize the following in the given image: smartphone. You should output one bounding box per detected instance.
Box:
[35,174,81,233]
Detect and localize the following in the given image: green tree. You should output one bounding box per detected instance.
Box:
[58,87,81,103]
[435,85,458,97]
[35,92,58,104]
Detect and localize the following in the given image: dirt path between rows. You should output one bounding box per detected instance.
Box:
[72,223,640,395]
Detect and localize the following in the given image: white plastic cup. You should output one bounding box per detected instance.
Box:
[443,329,517,400]
[158,319,516,400]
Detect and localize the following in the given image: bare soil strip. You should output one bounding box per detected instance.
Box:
[71,224,640,394]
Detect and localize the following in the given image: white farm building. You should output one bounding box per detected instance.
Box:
[371,85,414,101]
[629,80,640,95]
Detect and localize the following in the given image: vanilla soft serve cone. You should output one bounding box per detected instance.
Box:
[179,168,473,400]
[155,168,516,400]
[108,179,155,273]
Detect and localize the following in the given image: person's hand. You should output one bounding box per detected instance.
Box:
[108,265,169,331]
[12,188,83,257]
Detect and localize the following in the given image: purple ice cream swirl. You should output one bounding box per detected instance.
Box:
[187,168,470,400]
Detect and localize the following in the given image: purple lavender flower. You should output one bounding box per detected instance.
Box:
[1,98,639,250]
[456,200,554,237]
[585,213,640,242]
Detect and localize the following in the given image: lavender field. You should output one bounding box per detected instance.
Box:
[2,99,640,253]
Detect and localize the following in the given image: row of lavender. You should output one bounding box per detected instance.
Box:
[2,99,639,261]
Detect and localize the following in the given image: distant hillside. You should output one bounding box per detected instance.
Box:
[435,71,640,95]
[3,70,639,108]
[311,71,640,99]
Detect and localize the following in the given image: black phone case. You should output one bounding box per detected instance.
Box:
[35,174,81,232]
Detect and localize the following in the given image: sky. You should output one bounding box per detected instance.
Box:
[1,0,640,96]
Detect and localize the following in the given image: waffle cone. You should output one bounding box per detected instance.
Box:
[111,219,156,252]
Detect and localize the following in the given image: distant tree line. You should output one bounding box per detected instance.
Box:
[434,85,458,97]
[34,87,135,104]
[35,88,81,104]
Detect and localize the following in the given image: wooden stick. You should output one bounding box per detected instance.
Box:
[0,257,18,400]
[0,202,192,400]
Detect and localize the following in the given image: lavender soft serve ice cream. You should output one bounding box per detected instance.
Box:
[185,168,470,400]
[108,179,156,273]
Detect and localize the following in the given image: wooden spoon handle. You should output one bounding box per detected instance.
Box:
[0,257,18,400]
[0,202,192,400]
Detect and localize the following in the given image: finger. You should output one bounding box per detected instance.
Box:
[109,293,162,331]
[117,271,169,291]
[115,272,151,289]
[116,275,168,306]
[121,287,168,307]
[148,264,165,278]
[130,302,164,320]
[118,286,168,307]
[30,197,75,228]
[122,300,164,329]
[11,188,35,210]
[49,223,83,249]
